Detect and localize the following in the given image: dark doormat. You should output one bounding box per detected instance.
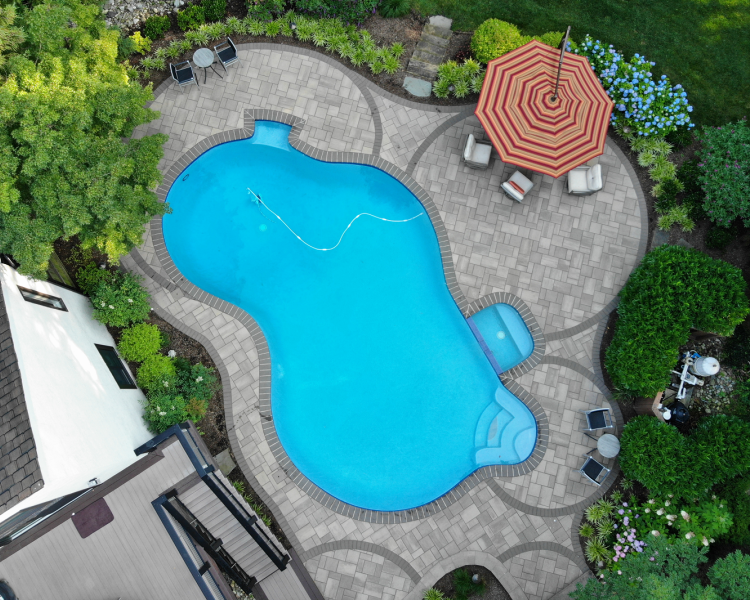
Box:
[72,497,114,539]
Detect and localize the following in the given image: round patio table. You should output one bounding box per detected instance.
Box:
[597,433,620,458]
[193,48,222,84]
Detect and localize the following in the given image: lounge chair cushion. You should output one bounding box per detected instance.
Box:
[567,168,589,193]
[464,134,476,161]
[471,143,492,165]
[588,164,603,191]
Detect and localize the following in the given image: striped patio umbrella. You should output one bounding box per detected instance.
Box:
[475,40,613,178]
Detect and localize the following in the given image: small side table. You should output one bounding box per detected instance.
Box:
[193,48,223,84]
[597,433,621,458]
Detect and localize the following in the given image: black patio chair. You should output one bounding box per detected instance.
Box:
[581,408,614,433]
[580,455,610,486]
[170,61,199,92]
[214,38,239,72]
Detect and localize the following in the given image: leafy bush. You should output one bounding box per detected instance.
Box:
[666,127,694,149]
[174,358,218,420]
[470,19,526,63]
[706,225,735,250]
[697,119,750,227]
[453,569,484,600]
[118,323,162,363]
[723,328,750,369]
[708,550,750,600]
[143,391,188,433]
[573,35,693,138]
[136,354,176,391]
[116,34,137,61]
[246,0,285,21]
[379,0,410,18]
[657,205,695,232]
[201,0,227,22]
[433,59,484,98]
[620,415,750,499]
[423,590,447,600]
[652,178,682,204]
[717,475,750,544]
[605,245,749,397]
[76,263,115,295]
[143,15,170,40]
[178,4,206,31]
[290,0,379,24]
[129,31,152,54]
[537,31,565,48]
[90,272,151,328]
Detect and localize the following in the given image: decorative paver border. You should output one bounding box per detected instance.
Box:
[300,541,420,583]
[497,541,588,574]
[465,292,546,380]
[147,108,550,522]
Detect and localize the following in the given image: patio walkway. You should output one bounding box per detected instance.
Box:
[127,44,647,600]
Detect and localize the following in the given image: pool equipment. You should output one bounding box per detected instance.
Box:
[248,186,423,252]
[671,351,719,401]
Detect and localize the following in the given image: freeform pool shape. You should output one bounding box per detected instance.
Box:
[163,121,537,510]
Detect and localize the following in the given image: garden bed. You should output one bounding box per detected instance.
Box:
[432,566,511,600]
[128,8,477,105]
[53,237,292,549]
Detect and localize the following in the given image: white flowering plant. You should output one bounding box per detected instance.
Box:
[90,271,151,327]
[142,392,188,434]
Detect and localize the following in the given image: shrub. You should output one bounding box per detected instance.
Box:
[620,415,750,499]
[116,34,137,61]
[652,178,683,204]
[143,15,170,40]
[177,4,206,31]
[708,550,750,600]
[605,245,749,397]
[433,59,484,99]
[90,272,151,328]
[246,0,285,21]
[129,31,152,54]
[657,205,695,232]
[697,119,750,227]
[667,127,694,149]
[717,475,750,544]
[724,328,750,369]
[143,391,188,433]
[706,225,735,250]
[136,354,176,391]
[289,0,379,24]
[470,19,526,63]
[573,35,693,138]
[379,0,410,18]
[175,359,218,421]
[422,590,446,600]
[76,263,116,295]
[201,0,226,22]
[118,323,162,363]
[453,569,484,600]
[536,31,565,48]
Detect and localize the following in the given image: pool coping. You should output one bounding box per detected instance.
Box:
[148,108,550,523]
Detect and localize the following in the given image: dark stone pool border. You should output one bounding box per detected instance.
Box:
[149,108,549,523]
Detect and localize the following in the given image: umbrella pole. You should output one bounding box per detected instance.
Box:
[551,26,572,103]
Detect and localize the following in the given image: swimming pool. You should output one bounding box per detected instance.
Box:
[163,121,537,510]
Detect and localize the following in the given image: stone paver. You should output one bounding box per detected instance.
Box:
[127,44,648,600]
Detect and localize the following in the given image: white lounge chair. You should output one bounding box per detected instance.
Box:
[462,134,492,169]
[567,164,603,196]
[501,171,534,202]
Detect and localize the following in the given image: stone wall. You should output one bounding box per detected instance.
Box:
[104,0,187,32]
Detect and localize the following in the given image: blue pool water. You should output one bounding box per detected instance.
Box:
[471,304,535,372]
[163,121,537,510]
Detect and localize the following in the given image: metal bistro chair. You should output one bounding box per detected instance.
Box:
[581,408,614,433]
[580,455,610,486]
[170,61,199,92]
[214,38,239,72]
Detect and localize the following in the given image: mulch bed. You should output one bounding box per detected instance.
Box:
[128,9,475,105]
[433,566,512,600]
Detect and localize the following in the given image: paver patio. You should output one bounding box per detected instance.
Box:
[127,44,647,600]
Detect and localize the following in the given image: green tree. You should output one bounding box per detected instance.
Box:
[0,5,24,68]
[0,0,167,278]
[708,551,750,600]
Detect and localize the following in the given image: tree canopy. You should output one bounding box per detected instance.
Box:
[0,0,167,278]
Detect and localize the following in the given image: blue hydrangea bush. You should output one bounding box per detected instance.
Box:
[573,35,693,137]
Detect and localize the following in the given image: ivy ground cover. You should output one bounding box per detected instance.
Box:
[414,0,750,126]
